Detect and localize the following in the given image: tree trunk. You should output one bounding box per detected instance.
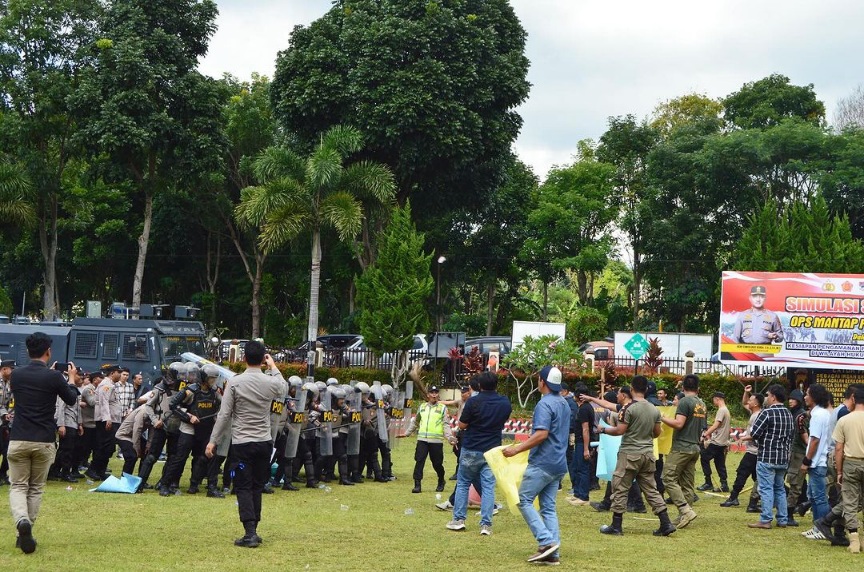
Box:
[222,213,265,340]
[576,270,588,305]
[251,253,263,339]
[486,281,496,336]
[38,196,59,319]
[306,229,322,378]
[632,249,641,328]
[132,191,153,310]
[542,280,549,321]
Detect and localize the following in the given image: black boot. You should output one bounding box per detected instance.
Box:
[436,476,446,492]
[600,512,623,535]
[653,509,677,536]
[720,493,740,507]
[786,507,799,527]
[814,512,841,543]
[412,480,421,493]
[717,481,729,493]
[696,480,713,492]
[746,497,761,513]
[282,481,299,491]
[207,485,226,498]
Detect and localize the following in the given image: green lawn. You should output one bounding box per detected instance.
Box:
[0,440,860,571]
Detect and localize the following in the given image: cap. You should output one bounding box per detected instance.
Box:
[646,381,657,395]
[789,389,804,402]
[91,370,105,380]
[0,360,15,369]
[603,390,618,402]
[428,386,440,393]
[750,285,767,296]
[103,364,120,373]
[539,365,562,392]
[560,382,571,392]
[712,391,725,399]
[459,385,470,393]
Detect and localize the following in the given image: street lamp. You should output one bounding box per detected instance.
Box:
[436,255,446,333]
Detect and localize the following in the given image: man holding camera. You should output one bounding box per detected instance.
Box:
[7,332,80,554]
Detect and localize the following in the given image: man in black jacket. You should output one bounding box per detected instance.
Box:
[8,332,80,554]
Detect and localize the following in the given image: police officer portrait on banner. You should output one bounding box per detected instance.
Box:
[733,285,784,345]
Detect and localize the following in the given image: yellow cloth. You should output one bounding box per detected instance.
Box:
[655,406,676,455]
[484,445,538,515]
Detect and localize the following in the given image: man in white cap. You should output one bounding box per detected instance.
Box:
[503,365,570,566]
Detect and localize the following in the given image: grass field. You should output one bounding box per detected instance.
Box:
[0,440,861,571]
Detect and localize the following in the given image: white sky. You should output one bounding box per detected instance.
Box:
[199,0,864,180]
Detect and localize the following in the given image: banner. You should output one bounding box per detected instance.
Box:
[720,271,864,371]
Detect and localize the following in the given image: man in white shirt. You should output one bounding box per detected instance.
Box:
[800,383,831,539]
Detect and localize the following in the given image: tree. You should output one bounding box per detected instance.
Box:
[0,0,100,317]
[355,202,433,385]
[597,116,659,326]
[502,334,582,408]
[235,125,396,376]
[819,129,864,241]
[723,73,825,130]
[73,0,222,309]
[0,159,33,225]
[270,0,530,223]
[524,151,617,312]
[651,93,723,138]
[834,85,864,132]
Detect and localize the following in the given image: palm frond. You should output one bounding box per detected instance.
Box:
[307,146,343,190]
[0,162,35,226]
[259,203,311,252]
[341,160,397,204]
[0,200,36,226]
[253,146,305,183]
[320,192,363,242]
[321,125,363,157]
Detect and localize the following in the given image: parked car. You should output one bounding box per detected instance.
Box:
[464,336,512,359]
[380,334,428,368]
[578,340,614,368]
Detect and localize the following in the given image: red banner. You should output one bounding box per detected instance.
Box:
[720,271,864,370]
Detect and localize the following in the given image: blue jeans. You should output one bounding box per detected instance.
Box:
[756,461,788,524]
[569,446,590,500]
[518,465,565,556]
[807,465,829,521]
[453,449,497,526]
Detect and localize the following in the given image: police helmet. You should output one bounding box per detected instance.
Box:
[301,381,319,396]
[184,363,201,384]
[201,364,220,383]
[381,384,393,397]
[332,387,347,400]
[354,381,370,394]
[288,375,303,388]
[315,381,327,392]
[167,362,184,383]
[326,377,339,386]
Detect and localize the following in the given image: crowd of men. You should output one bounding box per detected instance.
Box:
[5,338,864,562]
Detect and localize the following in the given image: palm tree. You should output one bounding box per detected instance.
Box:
[235,125,396,373]
[0,161,34,225]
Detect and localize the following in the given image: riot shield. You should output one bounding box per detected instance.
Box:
[318,386,334,457]
[344,384,361,456]
[371,381,389,443]
[388,389,405,446]
[404,377,414,432]
[284,384,307,458]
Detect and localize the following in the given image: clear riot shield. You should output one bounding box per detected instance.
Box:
[404,377,414,431]
[284,386,307,458]
[388,389,405,446]
[371,382,389,443]
[344,384,362,456]
[318,386,334,457]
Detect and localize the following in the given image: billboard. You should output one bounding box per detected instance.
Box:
[613,332,713,360]
[720,271,864,370]
[511,321,566,348]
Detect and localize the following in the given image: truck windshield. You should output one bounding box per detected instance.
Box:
[160,336,205,360]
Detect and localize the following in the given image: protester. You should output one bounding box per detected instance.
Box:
[446,372,511,535]
[7,332,80,554]
[721,386,762,512]
[799,383,831,539]
[698,391,731,493]
[785,389,809,528]
[205,341,287,548]
[748,383,795,529]
[503,366,569,566]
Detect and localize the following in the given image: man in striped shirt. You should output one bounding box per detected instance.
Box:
[748,384,795,529]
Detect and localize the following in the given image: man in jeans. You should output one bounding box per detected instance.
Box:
[446,372,512,535]
[800,383,831,539]
[748,383,795,529]
[503,365,570,566]
[8,332,80,554]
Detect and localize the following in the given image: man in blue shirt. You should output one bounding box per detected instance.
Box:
[504,365,570,566]
[446,372,512,535]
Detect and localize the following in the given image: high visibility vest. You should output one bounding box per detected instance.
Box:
[417,402,446,441]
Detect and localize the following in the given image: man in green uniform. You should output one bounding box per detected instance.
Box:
[660,374,706,529]
[597,375,676,537]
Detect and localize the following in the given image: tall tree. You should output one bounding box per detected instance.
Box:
[270,0,530,239]
[0,0,100,317]
[73,0,222,309]
[834,85,864,132]
[723,73,825,130]
[235,126,396,375]
[355,202,433,384]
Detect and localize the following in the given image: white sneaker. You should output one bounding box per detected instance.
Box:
[446,519,466,531]
[480,524,492,536]
[802,528,826,540]
[436,501,453,511]
[492,506,500,516]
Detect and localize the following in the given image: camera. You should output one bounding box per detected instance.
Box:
[54,362,71,371]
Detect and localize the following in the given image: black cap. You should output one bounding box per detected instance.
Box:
[750,285,767,296]
[428,386,440,393]
[459,385,470,393]
[789,389,804,402]
[103,364,120,373]
[91,370,105,380]
[713,391,726,399]
[0,360,15,369]
[560,382,571,392]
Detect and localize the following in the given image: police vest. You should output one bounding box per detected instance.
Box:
[417,402,447,440]
[188,384,219,419]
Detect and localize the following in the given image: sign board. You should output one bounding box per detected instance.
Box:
[720,271,864,371]
[511,321,566,348]
[613,332,713,360]
[624,333,649,359]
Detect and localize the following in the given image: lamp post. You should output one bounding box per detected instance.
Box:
[436,255,446,332]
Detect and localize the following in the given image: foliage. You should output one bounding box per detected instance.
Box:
[651,93,723,138]
[0,281,11,315]
[502,334,582,408]
[642,337,664,374]
[723,73,825,130]
[355,202,433,385]
[834,84,864,131]
[559,303,608,344]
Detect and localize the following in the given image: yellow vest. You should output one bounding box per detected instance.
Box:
[417,402,446,441]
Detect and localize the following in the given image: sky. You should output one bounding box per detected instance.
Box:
[199,0,864,180]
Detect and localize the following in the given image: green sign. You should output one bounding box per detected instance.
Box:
[624,333,649,360]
